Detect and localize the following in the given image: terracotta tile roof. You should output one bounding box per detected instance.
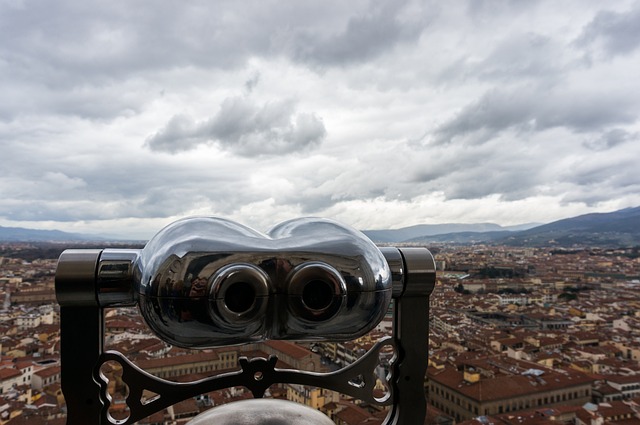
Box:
[428,364,593,402]
[137,351,220,369]
[0,368,21,380]
[334,402,371,424]
[33,366,60,378]
[596,400,635,418]
[263,340,312,359]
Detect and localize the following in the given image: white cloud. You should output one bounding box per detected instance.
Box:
[0,0,639,239]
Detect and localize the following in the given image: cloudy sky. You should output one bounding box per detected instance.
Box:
[1,0,639,239]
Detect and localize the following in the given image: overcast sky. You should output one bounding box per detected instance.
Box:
[1,0,639,239]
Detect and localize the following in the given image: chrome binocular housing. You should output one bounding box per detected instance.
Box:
[135,217,392,347]
[57,217,398,348]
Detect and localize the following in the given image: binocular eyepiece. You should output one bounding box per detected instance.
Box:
[57,217,434,349]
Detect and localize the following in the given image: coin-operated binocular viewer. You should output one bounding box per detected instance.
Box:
[55,217,435,424]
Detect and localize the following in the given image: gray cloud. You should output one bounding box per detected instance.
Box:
[560,156,640,206]
[466,0,539,19]
[244,72,261,94]
[577,3,640,57]
[283,0,431,67]
[443,169,539,201]
[583,128,637,151]
[0,1,431,122]
[431,86,638,146]
[0,150,263,222]
[440,33,570,84]
[411,141,546,201]
[0,78,147,121]
[0,0,430,83]
[145,97,326,156]
[0,1,263,79]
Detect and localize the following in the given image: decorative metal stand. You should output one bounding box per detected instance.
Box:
[55,218,435,425]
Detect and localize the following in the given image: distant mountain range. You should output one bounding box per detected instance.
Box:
[363,206,640,247]
[363,222,538,243]
[0,226,104,242]
[1,206,639,247]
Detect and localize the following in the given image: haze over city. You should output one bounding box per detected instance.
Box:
[1,1,639,240]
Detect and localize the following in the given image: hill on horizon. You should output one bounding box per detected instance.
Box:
[404,206,640,247]
[2,206,638,247]
[0,225,105,242]
[363,222,539,243]
[501,206,640,247]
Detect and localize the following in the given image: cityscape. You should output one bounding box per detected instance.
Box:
[3,1,640,424]
[1,236,640,424]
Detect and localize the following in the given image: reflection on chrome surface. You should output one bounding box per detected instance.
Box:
[135,217,392,348]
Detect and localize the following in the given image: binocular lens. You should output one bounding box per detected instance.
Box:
[224,281,256,314]
[301,279,335,311]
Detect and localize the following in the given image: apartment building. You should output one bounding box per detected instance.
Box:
[427,358,593,422]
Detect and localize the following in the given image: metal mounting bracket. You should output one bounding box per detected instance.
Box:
[56,246,434,424]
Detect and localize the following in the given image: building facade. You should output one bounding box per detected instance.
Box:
[427,358,593,422]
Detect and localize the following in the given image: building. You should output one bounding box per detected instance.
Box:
[135,349,238,379]
[427,356,594,422]
[605,375,640,400]
[286,384,338,409]
[14,315,40,331]
[31,367,61,391]
[0,368,22,394]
